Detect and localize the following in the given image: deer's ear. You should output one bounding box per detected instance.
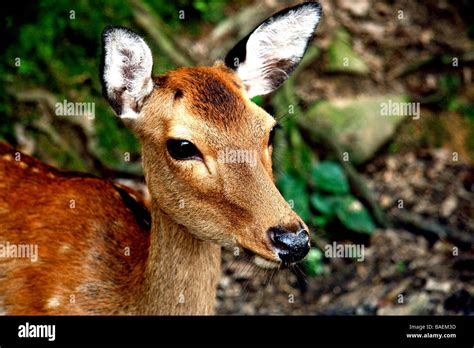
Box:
[225,2,321,98]
[101,26,154,119]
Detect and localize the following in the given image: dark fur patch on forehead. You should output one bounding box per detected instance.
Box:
[154,66,246,129]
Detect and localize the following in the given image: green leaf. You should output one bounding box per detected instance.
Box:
[311,215,328,227]
[310,192,342,216]
[311,161,349,195]
[276,173,311,221]
[396,260,407,273]
[335,197,376,234]
[302,248,324,276]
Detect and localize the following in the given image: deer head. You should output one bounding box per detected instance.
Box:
[101,2,322,266]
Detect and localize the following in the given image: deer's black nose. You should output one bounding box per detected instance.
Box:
[268,226,310,264]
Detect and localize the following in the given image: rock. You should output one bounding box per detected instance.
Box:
[219,275,231,289]
[432,240,454,253]
[360,22,385,40]
[440,195,458,217]
[325,28,370,75]
[378,292,432,315]
[304,95,408,164]
[425,278,452,293]
[380,194,393,208]
[241,303,256,315]
[385,279,412,301]
[338,0,370,17]
[386,157,397,170]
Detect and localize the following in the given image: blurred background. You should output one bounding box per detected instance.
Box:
[1,0,473,315]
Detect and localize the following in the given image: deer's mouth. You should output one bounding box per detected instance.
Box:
[239,246,281,269]
[253,255,280,269]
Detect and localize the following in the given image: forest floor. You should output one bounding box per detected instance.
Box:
[216,147,474,315]
[213,0,474,315]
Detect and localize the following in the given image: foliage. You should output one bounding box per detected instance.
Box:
[310,161,375,234]
[192,0,227,24]
[0,0,228,172]
[302,248,324,277]
[311,161,349,195]
[277,159,376,236]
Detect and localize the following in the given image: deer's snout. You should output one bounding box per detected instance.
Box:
[268,225,310,265]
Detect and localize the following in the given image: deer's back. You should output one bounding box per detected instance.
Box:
[0,142,150,314]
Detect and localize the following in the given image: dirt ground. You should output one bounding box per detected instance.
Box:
[215,148,474,315]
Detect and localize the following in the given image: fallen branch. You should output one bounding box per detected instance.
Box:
[7,87,144,179]
[391,210,474,248]
[197,3,276,63]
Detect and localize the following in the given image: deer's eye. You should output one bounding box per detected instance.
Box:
[166,139,202,161]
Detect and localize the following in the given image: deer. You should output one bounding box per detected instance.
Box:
[0,2,322,315]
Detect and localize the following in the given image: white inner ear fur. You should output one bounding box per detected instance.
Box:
[236,5,321,98]
[103,28,153,119]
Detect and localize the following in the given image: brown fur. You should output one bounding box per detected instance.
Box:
[154,64,245,129]
[0,142,148,314]
[0,64,305,315]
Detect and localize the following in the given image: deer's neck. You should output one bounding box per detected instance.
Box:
[137,205,221,315]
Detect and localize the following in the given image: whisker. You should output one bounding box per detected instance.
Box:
[277,113,294,124]
[274,110,289,120]
[293,263,308,282]
[221,250,239,275]
[266,267,278,288]
[239,263,257,305]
